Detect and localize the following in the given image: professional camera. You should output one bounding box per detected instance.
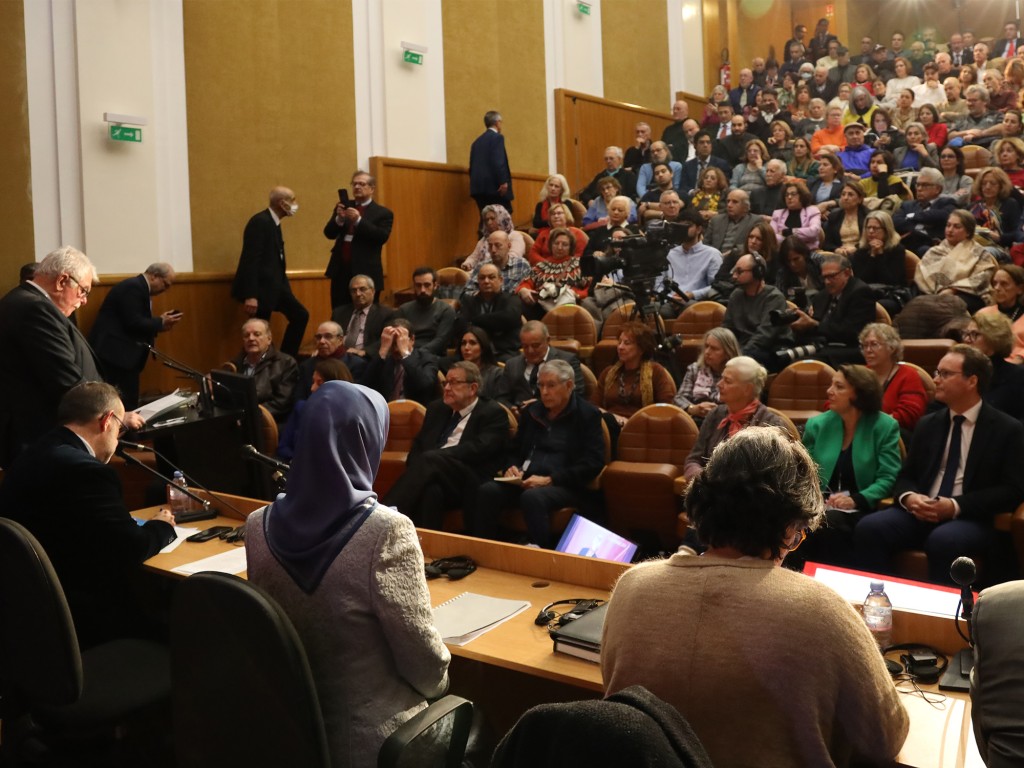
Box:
[775,344,820,363]
[769,308,800,326]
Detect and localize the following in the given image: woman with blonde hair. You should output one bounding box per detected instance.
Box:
[532,173,577,230]
[969,167,1022,255]
[992,136,1024,188]
[851,210,907,302]
[964,312,1024,420]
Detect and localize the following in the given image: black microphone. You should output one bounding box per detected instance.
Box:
[950,556,977,626]
[117,439,153,452]
[240,444,291,474]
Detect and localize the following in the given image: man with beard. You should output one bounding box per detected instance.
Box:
[396,267,456,357]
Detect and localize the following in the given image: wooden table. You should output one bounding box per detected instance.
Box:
[139,499,983,767]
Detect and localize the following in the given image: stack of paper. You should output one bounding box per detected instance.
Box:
[432,592,530,646]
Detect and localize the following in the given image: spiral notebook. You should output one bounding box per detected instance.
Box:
[432,592,531,646]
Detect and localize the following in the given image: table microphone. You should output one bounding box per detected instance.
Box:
[950,556,977,640]
[118,439,153,452]
[240,444,291,474]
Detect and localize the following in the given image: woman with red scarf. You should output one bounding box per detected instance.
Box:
[682,356,790,480]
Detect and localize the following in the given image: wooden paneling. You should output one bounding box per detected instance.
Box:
[0,0,34,294]
[76,271,332,401]
[370,157,546,299]
[553,90,673,194]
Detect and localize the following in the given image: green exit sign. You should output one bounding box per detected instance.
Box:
[403,50,423,65]
[577,2,591,14]
[109,125,142,142]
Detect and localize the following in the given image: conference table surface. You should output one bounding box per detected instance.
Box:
[138,499,984,768]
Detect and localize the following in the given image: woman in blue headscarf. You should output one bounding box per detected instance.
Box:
[246,381,450,768]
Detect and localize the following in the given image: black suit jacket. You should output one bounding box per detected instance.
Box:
[323,200,394,292]
[331,303,395,358]
[681,155,732,195]
[0,283,102,466]
[89,274,162,371]
[893,197,957,242]
[806,276,876,346]
[469,129,514,203]
[894,403,1024,522]
[500,347,585,407]
[231,209,290,310]
[0,427,175,647]
[822,206,868,252]
[409,397,510,480]
[457,292,524,359]
[363,348,440,406]
[579,168,638,204]
[713,133,752,167]
[992,38,1024,58]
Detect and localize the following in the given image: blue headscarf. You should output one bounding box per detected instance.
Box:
[264,380,389,593]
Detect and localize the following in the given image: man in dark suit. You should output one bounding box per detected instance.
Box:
[324,171,394,308]
[714,114,753,168]
[892,168,958,256]
[469,111,513,213]
[680,131,731,196]
[331,274,394,381]
[88,263,183,409]
[991,21,1024,59]
[578,146,638,205]
[230,319,299,423]
[784,253,876,366]
[500,320,584,411]
[457,263,524,361]
[382,361,509,529]
[0,246,104,467]
[362,318,440,405]
[0,382,176,648]
[230,186,309,358]
[854,346,1024,584]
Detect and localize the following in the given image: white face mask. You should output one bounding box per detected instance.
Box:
[287,202,299,216]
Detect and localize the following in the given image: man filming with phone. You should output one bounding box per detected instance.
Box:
[324,171,394,308]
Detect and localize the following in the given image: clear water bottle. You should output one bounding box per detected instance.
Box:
[167,471,190,517]
[863,581,893,651]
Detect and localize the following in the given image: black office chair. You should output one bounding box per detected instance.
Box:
[378,694,474,768]
[0,516,171,763]
[170,571,330,768]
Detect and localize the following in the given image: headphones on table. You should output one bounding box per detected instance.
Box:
[425,556,477,581]
[882,644,949,684]
[534,598,605,628]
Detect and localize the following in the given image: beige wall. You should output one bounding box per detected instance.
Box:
[182,0,356,275]
[0,0,34,293]
[602,0,670,110]
[442,0,549,190]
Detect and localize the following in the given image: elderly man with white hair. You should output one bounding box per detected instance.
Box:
[0,245,104,466]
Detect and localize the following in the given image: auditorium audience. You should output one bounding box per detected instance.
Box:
[278,358,353,461]
[722,253,794,368]
[775,236,822,308]
[529,203,588,263]
[850,210,910,306]
[457,263,523,361]
[592,321,676,431]
[797,365,902,566]
[822,181,868,257]
[689,166,729,220]
[396,267,456,356]
[247,381,450,768]
[674,327,740,421]
[978,265,1024,363]
[231,318,299,423]
[362,318,440,405]
[578,146,637,205]
[914,209,997,314]
[461,205,527,272]
[465,230,532,296]
[603,426,910,766]
[581,176,636,230]
[968,167,1022,255]
[532,173,576,231]
[769,180,821,250]
[454,326,509,402]
[964,312,1024,421]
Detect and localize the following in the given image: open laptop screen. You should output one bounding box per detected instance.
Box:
[555,514,638,563]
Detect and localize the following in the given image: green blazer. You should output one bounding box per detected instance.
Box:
[802,409,902,510]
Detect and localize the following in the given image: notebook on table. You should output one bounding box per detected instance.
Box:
[550,602,608,663]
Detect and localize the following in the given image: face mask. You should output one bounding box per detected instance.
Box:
[801,72,812,81]
[288,203,299,216]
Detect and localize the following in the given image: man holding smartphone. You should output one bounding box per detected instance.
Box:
[324,171,394,308]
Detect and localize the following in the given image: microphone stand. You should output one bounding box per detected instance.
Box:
[938,556,977,692]
[117,447,217,523]
[141,343,215,415]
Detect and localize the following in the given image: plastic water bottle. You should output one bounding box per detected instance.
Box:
[167,471,190,517]
[863,581,893,651]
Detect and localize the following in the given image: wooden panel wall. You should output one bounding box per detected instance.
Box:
[76,272,333,401]
[0,0,34,294]
[371,156,546,298]
[553,90,674,195]
[182,0,356,274]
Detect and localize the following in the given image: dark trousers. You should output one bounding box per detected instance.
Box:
[472,480,576,549]
[383,452,478,530]
[257,290,309,359]
[102,361,141,411]
[853,505,994,584]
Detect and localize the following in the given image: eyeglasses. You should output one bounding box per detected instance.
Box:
[730,267,753,275]
[109,412,129,437]
[859,341,883,351]
[313,333,338,340]
[821,270,846,281]
[443,378,470,388]
[962,330,981,342]
[787,528,810,552]
[934,368,964,380]
[67,274,90,299]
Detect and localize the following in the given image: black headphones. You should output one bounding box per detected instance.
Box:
[534,598,605,627]
[425,556,477,581]
[750,253,768,281]
[883,644,949,684]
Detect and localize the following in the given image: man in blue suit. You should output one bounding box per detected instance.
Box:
[469,111,513,213]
